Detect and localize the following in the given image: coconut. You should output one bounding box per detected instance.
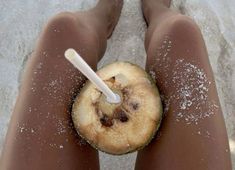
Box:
[72,62,162,155]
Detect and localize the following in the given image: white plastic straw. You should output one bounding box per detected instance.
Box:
[65,48,120,104]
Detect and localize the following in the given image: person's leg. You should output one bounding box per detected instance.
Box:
[135,0,232,170]
[0,0,123,169]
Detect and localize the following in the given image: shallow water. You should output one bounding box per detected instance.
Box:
[0,0,234,169]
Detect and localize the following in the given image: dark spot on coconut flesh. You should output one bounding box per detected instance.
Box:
[100,114,113,127]
[114,108,129,123]
[107,76,115,83]
[122,88,129,95]
[130,102,139,110]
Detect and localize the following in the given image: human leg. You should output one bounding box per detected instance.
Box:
[0,0,123,169]
[135,1,231,169]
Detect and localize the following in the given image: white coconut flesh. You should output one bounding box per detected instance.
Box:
[72,62,162,155]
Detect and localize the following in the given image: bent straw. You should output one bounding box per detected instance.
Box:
[65,48,121,104]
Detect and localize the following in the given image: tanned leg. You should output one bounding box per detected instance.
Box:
[135,0,232,169]
[0,0,123,169]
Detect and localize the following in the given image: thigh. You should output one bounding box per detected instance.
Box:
[135,15,232,170]
[1,12,100,170]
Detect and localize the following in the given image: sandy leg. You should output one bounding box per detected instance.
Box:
[0,0,123,169]
[135,0,232,169]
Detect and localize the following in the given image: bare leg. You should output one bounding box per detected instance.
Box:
[135,0,232,170]
[0,0,123,169]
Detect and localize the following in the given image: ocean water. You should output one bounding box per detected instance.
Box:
[0,0,234,169]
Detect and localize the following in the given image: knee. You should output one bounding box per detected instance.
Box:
[146,15,202,50]
[165,14,202,39]
[147,15,205,57]
[44,12,78,31]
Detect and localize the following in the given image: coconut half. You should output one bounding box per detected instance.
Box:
[72,62,162,155]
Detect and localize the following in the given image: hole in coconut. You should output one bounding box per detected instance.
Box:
[100,114,113,127]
